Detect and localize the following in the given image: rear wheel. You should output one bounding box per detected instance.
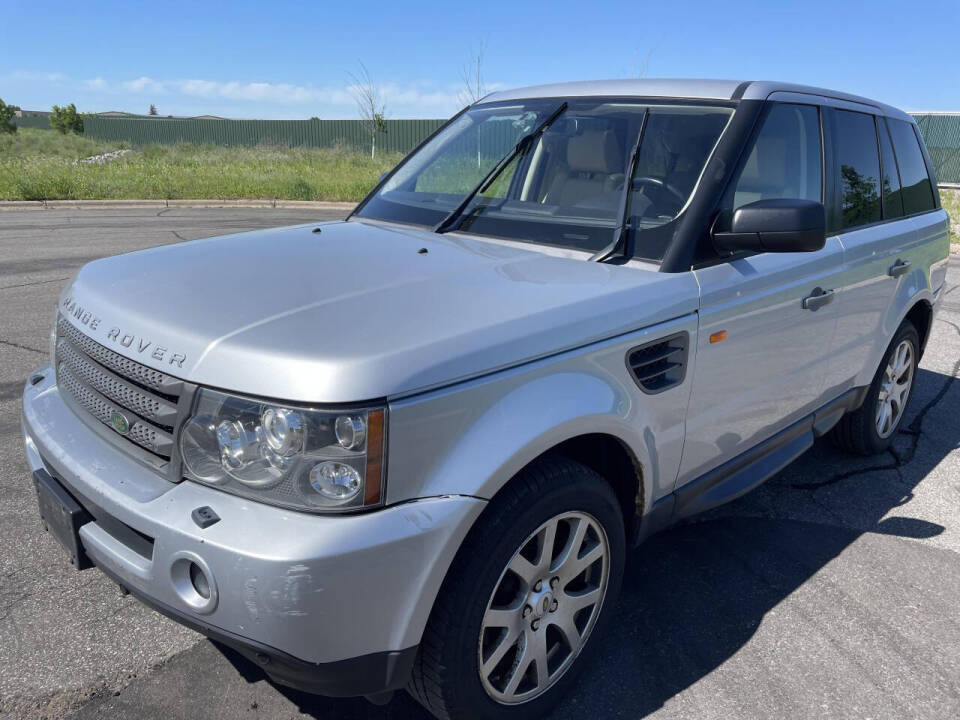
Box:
[832,321,919,455]
[408,456,625,720]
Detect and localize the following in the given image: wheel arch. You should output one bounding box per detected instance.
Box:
[904,298,934,358]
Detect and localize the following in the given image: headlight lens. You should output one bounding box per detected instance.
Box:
[179,388,385,512]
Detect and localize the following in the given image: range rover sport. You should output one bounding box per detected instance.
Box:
[22,79,950,719]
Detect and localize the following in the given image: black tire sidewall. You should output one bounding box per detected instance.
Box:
[858,322,920,453]
[436,464,625,720]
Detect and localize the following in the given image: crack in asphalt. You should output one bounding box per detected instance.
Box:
[790,315,960,491]
[0,338,46,356]
[0,276,70,291]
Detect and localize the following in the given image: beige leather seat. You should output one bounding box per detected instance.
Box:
[543,130,624,208]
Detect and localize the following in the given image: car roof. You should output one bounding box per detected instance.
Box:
[478,79,914,123]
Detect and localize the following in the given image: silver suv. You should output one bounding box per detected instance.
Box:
[21,80,950,718]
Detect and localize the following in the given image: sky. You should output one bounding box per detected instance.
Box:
[2,0,958,120]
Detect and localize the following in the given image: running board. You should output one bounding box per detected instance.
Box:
[637,386,868,544]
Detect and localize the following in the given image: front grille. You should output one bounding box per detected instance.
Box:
[55,316,182,461]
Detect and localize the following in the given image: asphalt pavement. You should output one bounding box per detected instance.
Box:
[1,208,958,720]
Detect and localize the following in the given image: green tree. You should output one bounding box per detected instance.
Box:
[0,98,17,134]
[50,103,84,134]
[149,104,158,116]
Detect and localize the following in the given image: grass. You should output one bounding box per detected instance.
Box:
[3,129,960,227]
[0,127,124,160]
[0,128,400,202]
[940,188,959,245]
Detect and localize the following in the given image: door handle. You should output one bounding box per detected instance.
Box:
[802,287,835,311]
[888,259,912,278]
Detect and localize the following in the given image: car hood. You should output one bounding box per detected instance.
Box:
[59,220,699,402]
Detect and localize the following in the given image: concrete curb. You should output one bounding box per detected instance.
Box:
[0,199,357,212]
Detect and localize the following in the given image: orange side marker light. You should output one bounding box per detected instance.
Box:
[709,330,728,344]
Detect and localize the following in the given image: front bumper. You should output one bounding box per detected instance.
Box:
[21,367,486,696]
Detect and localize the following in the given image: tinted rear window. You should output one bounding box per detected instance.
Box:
[834,110,881,230]
[888,119,936,215]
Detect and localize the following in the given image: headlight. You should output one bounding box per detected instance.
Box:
[178,387,385,513]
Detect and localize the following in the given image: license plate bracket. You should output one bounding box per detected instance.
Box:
[33,470,93,570]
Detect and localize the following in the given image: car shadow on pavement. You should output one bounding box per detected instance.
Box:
[214,365,957,720]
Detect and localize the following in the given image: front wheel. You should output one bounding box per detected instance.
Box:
[408,456,625,720]
[832,320,919,455]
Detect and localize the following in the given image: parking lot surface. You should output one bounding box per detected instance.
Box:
[1,208,958,720]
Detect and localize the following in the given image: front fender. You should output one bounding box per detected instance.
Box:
[385,315,697,512]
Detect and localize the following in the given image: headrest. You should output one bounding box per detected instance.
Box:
[566,130,621,174]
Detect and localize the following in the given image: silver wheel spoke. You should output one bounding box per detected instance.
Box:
[551,611,582,648]
[876,339,914,439]
[484,607,522,630]
[537,519,558,574]
[508,554,538,585]
[563,587,602,615]
[481,626,522,675]
[562,543,604,582]
[479,511,610,705]
[551,516,588,574]
[503,642,533,697]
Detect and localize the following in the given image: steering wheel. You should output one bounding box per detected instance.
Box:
[632,176,687,206]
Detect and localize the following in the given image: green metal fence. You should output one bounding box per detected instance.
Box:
[12,114,52,130]
[83,116,446,155]
[913,113,960,186]
[81,112,960,184]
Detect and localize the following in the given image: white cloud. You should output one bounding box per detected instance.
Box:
[122,76,167,94]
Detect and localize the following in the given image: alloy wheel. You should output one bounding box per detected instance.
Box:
[477,511,610,704]
[876,339,914,439]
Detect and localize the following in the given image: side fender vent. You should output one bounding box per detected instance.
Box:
[627,332,689,394]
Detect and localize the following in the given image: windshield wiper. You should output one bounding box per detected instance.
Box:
[434,102,568,234]
[590,109,649,262]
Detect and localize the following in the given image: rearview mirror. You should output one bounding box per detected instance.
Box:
[712,199,826,254]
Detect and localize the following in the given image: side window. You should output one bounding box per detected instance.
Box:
[878,117,904,219]
[888,119,936,215]
[834,110,881,230]
[728,103,822,211]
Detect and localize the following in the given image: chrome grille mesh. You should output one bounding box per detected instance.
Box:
[55,316,181,461]
[56,318,180,394]
[56,338,178,424]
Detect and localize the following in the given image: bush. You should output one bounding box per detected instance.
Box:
[0,98,16,134]
[50,103,84,135]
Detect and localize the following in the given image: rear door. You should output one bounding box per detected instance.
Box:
[678,102,843,487]
[821,111,941,393]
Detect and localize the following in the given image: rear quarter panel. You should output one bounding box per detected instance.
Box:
[857,209,950,387]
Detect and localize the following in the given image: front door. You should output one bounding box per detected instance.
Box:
[677,100,841,488]
[679,244,843,485]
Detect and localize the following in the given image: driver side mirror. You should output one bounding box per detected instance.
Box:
[712,199,826,254]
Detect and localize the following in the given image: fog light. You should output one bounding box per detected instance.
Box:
[189,562,210,599]
[309,461,362,503]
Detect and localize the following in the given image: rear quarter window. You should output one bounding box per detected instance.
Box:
[887,119,937,215]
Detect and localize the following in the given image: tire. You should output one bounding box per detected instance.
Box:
[831,320,919,456]
[407,456,626,720]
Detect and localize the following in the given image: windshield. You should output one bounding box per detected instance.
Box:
[355,98,733,261]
